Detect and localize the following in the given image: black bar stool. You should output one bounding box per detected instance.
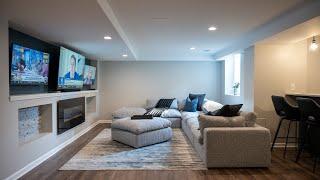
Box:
[271,95,300,157]
[296,97,320,173]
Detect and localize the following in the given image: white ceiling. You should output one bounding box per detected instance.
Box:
[106,0,305,61]
[2,0,134,61]
[2,0,317,61]
[257,16,320,44]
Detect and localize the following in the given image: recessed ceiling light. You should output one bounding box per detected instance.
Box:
[208,26,217,31]
[190,47,196,50]
[104,36,112,40]
[122,54,128,57]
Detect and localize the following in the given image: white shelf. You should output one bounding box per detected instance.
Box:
[10,90,98,102]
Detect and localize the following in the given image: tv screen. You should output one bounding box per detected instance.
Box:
[83,65,96,85]
[58,47,85,89]
[10,44,50,85]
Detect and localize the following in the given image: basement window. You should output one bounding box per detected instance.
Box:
[224,53,241,96]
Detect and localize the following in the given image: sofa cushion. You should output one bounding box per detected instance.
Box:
[111,117,171,135]
[112,107,147,119]
[161,109,181,118]
[165,117,182,128]
[198,114,246,144]
[146,99,158,110]
[181,111,200,120]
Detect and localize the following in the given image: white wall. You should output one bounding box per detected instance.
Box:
[242,46,255,111]
[0,20,100,179]
[220,46,255,112]
[99,61,222,119]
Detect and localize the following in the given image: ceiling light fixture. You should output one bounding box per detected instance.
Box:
[208,26,217,31]
[310,36,318,51]
[122,54,128,57]
[190,47,196,50]
[104,36,112,40]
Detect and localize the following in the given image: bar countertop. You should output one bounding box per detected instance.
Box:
[286,92,320,97]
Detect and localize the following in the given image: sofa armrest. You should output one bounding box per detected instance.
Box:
[203,125,271,167]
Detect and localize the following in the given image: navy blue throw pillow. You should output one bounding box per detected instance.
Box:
[207,104,243,117]
[184,97,198,112]
[189,93,206,111]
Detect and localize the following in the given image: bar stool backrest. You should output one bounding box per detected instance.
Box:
[271,95,299,119]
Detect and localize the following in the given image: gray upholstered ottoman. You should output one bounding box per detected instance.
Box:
[111,117,172,148]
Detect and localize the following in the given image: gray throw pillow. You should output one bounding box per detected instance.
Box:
[240,111,257,127]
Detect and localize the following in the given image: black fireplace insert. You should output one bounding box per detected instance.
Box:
[57,97,85,134]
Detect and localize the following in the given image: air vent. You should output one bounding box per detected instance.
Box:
[151,18,169,23]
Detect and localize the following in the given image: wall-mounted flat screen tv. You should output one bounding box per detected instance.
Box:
[83,65,96,85]
[10,44,50,85]
[58,47,85,89]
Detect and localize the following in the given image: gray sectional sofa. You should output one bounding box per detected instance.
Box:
[181,111,271,167]
[112,99,271,168]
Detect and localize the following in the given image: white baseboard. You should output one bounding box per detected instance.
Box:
[99,119,112,123]
[5,120,110,180]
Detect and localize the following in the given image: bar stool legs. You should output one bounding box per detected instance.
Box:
[313,157,318,173]
[271,117,284,151]
[284,120,293,158]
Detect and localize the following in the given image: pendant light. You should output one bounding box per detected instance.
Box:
[310,36,318,51]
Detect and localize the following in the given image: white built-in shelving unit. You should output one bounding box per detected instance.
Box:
[10,90,98,144]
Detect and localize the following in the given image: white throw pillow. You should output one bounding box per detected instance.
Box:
[202,100,223,113]
[161,109,182,118]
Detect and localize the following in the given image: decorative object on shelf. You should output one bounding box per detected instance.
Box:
[232,82,240,96]
[18,106,40,142]
[310,36,318,51]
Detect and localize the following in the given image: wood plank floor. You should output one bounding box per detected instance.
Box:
[21,123,320,180]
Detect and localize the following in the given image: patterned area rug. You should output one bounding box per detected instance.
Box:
[60,128,206,170]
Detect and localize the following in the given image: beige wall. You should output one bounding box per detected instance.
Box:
[99,61,222,119]
[307,35,320,93]
[254,40,308,137]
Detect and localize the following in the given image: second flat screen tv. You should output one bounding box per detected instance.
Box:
[58,47,85,90]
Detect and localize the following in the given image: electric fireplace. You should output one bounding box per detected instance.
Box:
[57,97,85,134]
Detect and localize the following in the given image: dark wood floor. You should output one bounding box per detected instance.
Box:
[21,123,320,180]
